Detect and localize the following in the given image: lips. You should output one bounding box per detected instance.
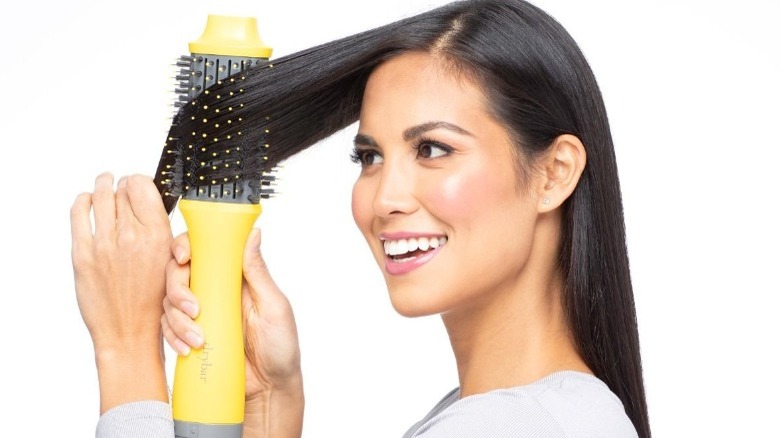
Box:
[379,233,448,275]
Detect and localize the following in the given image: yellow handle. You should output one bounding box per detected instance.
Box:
[172,199,261,425]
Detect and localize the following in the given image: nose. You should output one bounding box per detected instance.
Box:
[372,160,418,218]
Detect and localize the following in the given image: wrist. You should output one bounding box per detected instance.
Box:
[94,337,168,414]
[244,375,304,438]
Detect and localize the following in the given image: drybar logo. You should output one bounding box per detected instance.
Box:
[199,343,214,383]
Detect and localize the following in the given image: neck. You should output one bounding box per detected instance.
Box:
[442,274,589,397]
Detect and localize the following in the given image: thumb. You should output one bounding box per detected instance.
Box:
[242,228,280,300]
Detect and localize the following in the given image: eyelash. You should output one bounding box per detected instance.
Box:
[350,137,454,166]
[413,137,454,159]
[350,148,380,166]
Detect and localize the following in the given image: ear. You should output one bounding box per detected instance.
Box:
[537,134,586,213]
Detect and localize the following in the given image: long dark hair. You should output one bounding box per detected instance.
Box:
[159,0,650,435]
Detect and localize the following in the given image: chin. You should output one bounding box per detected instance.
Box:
[385,283,446,318]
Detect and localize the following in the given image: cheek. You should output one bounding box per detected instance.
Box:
[424,167,493,221]
[351,179,372,235]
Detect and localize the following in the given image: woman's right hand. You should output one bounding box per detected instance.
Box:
[162,228,304,437]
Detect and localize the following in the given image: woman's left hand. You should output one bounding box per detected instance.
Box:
[71,172,173,413]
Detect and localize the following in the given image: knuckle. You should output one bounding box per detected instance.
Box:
[116,228,138,246]
[71,245,93,268]
[93,237,114,257]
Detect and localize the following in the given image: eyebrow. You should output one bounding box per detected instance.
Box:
[403,121,473,141]
[354,121,473,147]
[353,133,378,148]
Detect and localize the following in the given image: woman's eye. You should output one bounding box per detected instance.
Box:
[416,140,452,159]
[351,149,383,166]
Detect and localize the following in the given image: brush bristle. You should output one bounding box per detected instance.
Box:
[155,54,277,214]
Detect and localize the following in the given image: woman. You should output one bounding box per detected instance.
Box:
[72,0,650,436]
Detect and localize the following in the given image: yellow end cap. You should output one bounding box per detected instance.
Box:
[189,15,273,58]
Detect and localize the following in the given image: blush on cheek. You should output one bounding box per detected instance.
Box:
[426,169,492,220]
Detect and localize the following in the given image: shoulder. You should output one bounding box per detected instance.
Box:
[408,372,637,438]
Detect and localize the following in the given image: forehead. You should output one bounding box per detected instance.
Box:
[360,52,492,131]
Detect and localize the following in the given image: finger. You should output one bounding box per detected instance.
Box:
[165,257,198,318]
[70,192,94,249]
[115,176,132,227]
[161,312,191,356]
[125,174,169,228]
[162,296,203,350]
[92,172,116,237]
[171,232,191,265]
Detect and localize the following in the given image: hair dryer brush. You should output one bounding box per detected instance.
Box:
[153,15,273,438]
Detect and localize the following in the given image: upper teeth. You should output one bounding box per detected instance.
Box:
[383,236,447,256]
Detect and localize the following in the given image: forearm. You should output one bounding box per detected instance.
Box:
[242,375,304,438]
[95,340,168,414]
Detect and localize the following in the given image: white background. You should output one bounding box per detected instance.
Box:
[1,0,778,436]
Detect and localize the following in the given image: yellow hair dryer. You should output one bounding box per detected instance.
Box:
[170,15,272,438]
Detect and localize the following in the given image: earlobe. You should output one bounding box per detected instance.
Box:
[538,134,587,212]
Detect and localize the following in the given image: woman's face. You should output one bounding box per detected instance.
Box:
[352,52,542,317]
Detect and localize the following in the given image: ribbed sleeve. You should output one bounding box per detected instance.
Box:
[96,401,174,438]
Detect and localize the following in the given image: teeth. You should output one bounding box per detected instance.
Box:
[383,236,447,256]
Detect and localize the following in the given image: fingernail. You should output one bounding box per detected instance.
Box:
[181,301,199,318]
[173,246,185,263]
[174,340,191,356]
[185,331,204,347]
[117,176,127,188]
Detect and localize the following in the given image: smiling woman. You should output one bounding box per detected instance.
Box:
[71,0,648,437]
[352,52,557,320]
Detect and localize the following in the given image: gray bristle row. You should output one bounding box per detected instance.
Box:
[157,52,275,209]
